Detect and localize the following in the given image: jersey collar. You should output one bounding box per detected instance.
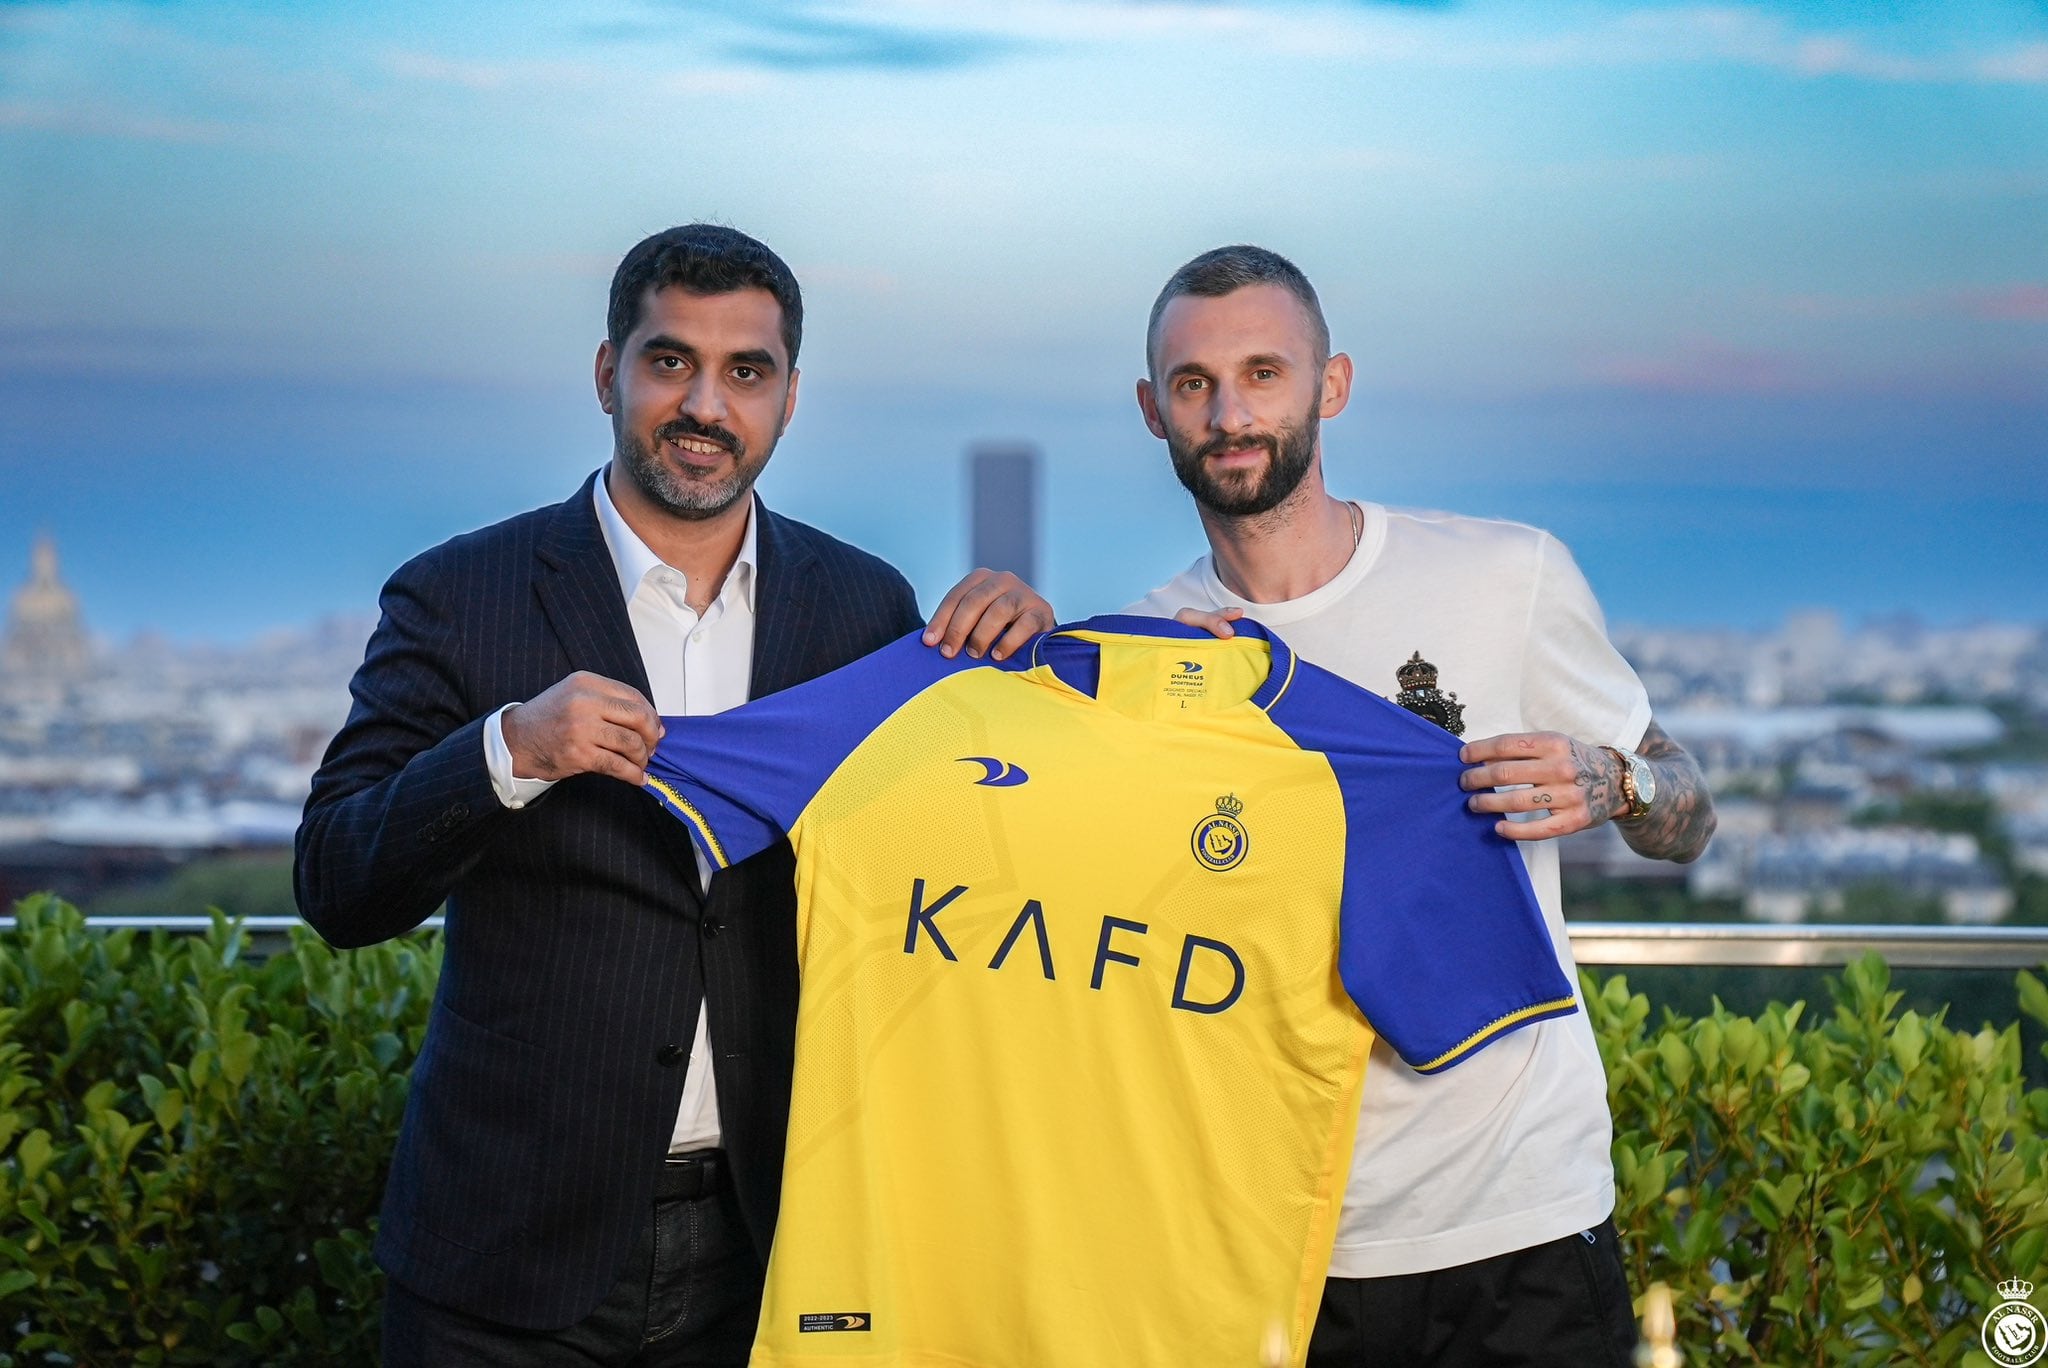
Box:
[1026,614,1296,713]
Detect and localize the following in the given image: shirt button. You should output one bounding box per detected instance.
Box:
[691,630,705,643]
[656,1044,687,1067]
[702,917,724,938]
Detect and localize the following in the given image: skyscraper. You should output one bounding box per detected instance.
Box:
[968,443,1039,584]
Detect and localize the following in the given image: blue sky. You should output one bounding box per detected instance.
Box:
[1,0,2043,639]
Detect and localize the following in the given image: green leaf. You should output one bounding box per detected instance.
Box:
[2017,970,2048,1031]
[15,1127,52,1182]
[148,1085,186,1137]
[1891,1011,1928,1075]
[220,1032,261,1089]
[0,1268,38,1298]
[1657,1033,1694,1090]
[2011,1227,2047,1279]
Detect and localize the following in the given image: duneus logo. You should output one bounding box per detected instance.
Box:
[1984,1279,2047,1367]
[959,757,1030,788]
[1191,793,1249,872]
[1176,661,1204,674]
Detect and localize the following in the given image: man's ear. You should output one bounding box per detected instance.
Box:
[595,340,618,414]
[779,367,800,435]
[1135,378,1168,439]
[1320,353,1353,421]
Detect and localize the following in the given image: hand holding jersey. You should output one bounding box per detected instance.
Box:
[1456,730,1634,841]
[502,671,666,787]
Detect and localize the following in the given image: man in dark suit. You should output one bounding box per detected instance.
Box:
[294,224,1050,1366]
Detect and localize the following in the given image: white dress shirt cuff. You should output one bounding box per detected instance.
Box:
[484,703,559,810]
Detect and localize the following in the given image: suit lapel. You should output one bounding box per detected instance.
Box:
[535,471,701,898]
[749,498,820,700]
[534,471,653,696]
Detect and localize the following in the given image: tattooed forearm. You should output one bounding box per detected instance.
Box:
[1617,720,1717,863]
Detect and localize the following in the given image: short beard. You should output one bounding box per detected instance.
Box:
[1165,398,1320,519]
[613,410,772,522]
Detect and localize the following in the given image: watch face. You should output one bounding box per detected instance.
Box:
[1632,755,1657,810]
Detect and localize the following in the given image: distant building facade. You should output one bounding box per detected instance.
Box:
[2,535,92,680]
[968,443,1039,583]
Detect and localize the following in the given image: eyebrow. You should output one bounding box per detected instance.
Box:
[638,334,697,359]
[638,334,781,374]
[1241,353,1291,371]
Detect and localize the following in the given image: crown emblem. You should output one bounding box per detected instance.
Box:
[1395,652,1438,691]
[1214,793,1244,818]
[2001,1279,2037,1302]
[1393,651,1466,738]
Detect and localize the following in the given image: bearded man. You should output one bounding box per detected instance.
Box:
[297,224,1049,1367]
[1129,244,1716,1368]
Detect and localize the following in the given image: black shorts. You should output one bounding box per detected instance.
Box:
[1307,1219,1638,1368]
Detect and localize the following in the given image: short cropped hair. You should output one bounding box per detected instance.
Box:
[607,224,804,366]
[1146,245,1329,375]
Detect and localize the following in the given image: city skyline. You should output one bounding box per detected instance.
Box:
[2,0,2043,638]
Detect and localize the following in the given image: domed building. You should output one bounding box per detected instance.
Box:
[2,535,93,680]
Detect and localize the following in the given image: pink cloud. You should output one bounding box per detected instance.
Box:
[0,100,232,144]
[1961,285,2048,322]
[1767,285,2048,323]
[1588,342,1813,395]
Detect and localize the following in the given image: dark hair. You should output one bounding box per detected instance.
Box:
[1145,244,1329,375]
[607,224,804,366]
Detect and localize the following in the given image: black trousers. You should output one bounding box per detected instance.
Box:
[382,1151,763,1368]
[1307,1220,1639,1368]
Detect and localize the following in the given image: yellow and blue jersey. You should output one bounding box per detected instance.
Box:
[645,616,1575,1368]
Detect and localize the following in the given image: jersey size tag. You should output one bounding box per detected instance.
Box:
[798,1312,872,1333]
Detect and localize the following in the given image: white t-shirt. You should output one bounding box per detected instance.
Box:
[1126,501,1652,1277]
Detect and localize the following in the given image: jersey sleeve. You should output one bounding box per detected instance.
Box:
[1268,662,1578,1074]
[645,631,997,869]
[1518,532,1653,751]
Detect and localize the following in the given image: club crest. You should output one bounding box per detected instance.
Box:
[1394,651,1465,737]
[1190,794,1249,872]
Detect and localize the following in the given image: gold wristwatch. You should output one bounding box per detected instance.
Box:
[1601,745,1656,823]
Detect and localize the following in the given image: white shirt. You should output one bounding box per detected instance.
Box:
[484,472,759,1153]
[1129,502,1652,1276]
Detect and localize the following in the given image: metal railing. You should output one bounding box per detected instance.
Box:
[1567,922,2048,969]
[8,916,2047,970]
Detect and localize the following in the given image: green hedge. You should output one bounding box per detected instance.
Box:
[2,894,2045,1366]
[0,895,436,1365]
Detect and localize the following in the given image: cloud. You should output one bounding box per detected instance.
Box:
[585,1,1031,72]
[378,49,771,95]
[1773,285,2048,324]
[917,1,2048,85]
[0,97,232,142]
[1587,340,1814,395]
[1647,9,2048,85]
[1960,285,2048,322]
[720,12,1025,69]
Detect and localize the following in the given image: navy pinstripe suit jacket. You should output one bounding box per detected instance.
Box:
[294,472,922,1329]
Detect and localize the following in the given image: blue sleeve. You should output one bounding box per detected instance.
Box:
[1267,661,1578,1074]
[644,631,1003,869]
